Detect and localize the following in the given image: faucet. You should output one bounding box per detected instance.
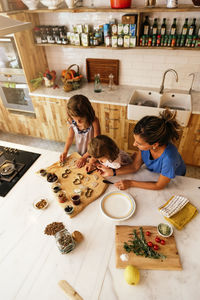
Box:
[159,69,178,94]
[188,73,195,94]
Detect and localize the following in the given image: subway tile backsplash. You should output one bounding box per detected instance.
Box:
[40,0,200,91]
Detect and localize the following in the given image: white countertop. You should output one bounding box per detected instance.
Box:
[0,141,200,300]
[30,83,200,113]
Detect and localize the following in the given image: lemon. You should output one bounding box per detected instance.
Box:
[124,265,140,285]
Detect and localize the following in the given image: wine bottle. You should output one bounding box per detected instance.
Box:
[152,18,158,36]
[161,18,167,36]
[143,16,150,36]
[181,18,188,36]
[188,18,196,36]
[170,18,177,36]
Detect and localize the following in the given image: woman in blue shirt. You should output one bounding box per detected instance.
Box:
[98,109,186,190]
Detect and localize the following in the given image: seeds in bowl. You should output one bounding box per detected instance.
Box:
[34,199,48,209]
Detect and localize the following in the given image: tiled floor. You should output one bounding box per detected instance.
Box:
[0,132,200,179]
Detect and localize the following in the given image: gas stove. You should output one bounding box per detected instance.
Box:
[0,146,40,197]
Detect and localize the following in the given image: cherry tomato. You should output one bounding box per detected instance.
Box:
[146,231,151,236]
[155,236,161,243]
[147,241,153,247]
[153,244,159,250]
[161,240,166,245]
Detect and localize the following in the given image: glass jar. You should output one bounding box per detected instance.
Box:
[94,74,102,93]
[55,229,76,254]
[166,0,178,8]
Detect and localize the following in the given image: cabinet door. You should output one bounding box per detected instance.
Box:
[92,103,126,150]
[179,114,200,166]
[32,96,69,142]
[124,120,138,154]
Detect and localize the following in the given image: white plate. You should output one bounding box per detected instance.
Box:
[100,191,136,221]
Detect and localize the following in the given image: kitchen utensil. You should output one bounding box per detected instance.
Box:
[87,168,97,174]
[86,58,119,85]
[100,191,136,221]
[116,225,182,270]
[102,179,114,184]
[58,280,83,300]
[110,0,132,9]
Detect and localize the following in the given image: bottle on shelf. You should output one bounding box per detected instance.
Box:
[143,16,150,36]
[170,18,177,35]
[152,18,158,36]
[181,18,188,36]
[161,18,167,36]
[188,18,196,36]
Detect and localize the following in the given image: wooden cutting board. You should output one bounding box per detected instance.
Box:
[44,152,108,217]
[86,58,119,85]
[116,225,182,270]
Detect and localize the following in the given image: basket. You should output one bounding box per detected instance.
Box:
[61,64,83,92]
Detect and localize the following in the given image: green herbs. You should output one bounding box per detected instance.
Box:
[158,223,171,236]
[124,227,166,260]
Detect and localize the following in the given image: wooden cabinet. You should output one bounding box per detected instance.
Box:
[179,114,200,166]
[92,103,126,149]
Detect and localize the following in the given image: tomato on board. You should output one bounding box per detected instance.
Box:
[161,240,166,245]
[147,241,153,247]
[153,244,159,250]
[155,236,161,243]
[146,231,151,236]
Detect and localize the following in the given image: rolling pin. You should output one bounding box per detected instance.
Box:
[58,280,83,300]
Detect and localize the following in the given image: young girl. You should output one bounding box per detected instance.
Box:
[60,95,100,168]
[86,135,132,174]
[98,110,186,190]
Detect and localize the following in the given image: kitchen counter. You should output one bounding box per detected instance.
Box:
[30,83,200,113]
[0,141,200,300]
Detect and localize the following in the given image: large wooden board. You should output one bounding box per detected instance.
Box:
[116,226,182,270]
[45,152,108,217]
[86,58,119,85]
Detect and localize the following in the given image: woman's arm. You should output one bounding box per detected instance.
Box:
[115,174,171,191]
[97,150,143,177]
[60,127,74,162]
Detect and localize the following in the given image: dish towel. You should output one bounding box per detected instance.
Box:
[159,195,198,230]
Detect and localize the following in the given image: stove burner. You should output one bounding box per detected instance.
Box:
[0,160,25,182]
[0,161,15,176]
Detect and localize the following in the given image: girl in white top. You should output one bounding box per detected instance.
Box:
[60,95,100,168]
[86,135,132,174]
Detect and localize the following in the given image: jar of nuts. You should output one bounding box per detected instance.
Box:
[54,229,75,254]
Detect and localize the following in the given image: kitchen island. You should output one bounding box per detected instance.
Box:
[0,141,199,300]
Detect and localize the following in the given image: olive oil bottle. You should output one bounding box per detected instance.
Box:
[170,18,177,36]
[161,18,167,36]
[143,16,150,36]
[188,18,196,36]
[181,18,188,36]
[152,18,158,36]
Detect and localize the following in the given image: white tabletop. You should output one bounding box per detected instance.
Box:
[0,141,199,300]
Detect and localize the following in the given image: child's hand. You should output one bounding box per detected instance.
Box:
[76,157,87,168]
[96,165,113,177]
[85,162,95,173]
[60,152,67,162]
[114,180,132,190]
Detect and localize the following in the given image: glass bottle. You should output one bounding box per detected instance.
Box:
[94,74,102,93]
[170,18,177,35]
[54,229,76,254]
[181,18,188,36]
[188,18,196,36]
[152,18,158,36]
[34,27,42,44]
[161,18,167,36]
[108,73,114,90]
[143,16,150,36]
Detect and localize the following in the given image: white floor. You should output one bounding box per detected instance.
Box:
[0,131,200,179]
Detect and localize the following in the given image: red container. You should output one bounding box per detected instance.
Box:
[110,0,132,9]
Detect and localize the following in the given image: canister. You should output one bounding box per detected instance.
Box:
[166,0,178,8]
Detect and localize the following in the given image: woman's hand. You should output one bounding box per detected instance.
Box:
[114,180,133,190]
[76,157,87,168]
[60,152,67,162]
[96,164,113,177]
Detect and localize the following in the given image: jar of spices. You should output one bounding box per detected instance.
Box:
[166,0,178,8]
[55,229,76,254]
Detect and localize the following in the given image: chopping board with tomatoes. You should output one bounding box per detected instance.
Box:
[41,152,108,218]
[116,225,182,270]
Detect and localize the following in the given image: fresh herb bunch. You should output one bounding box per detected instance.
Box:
[124,227,166,259]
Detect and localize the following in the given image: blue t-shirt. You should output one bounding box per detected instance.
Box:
[141,143,186,179]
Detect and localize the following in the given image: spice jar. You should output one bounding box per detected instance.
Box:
[55,228,76,254]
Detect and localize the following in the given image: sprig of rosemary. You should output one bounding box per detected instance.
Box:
[124,227,166,260]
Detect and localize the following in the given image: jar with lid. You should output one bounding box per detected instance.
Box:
[54,228,76,254]
[166,0,178,8]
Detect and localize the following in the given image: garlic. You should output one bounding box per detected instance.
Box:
[120,253,129,261]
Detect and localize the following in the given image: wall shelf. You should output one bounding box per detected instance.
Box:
[3,5,200,15]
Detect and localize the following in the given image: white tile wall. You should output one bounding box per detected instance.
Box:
[39,0,200,91]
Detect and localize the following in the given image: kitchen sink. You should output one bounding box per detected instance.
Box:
[127,89,192,127]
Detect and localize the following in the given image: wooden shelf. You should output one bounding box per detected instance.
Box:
[3,5,200,15]
[35,43,200,51]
